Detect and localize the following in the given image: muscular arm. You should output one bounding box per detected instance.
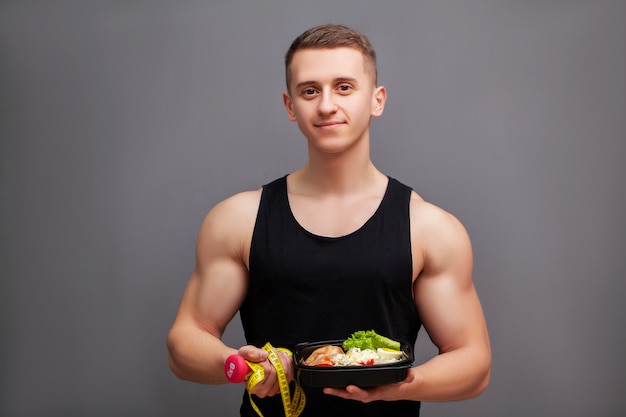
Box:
[403,198,491,401]
[166,191,259,384]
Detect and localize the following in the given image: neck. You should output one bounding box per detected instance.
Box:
[291,138,385,196]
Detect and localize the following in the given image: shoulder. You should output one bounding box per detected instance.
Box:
[215,188,263,215]
[197,189,262,257]
[409,191,473,276]
[204,189,262,226]
[204,189,262,231]
[409,191,466,233]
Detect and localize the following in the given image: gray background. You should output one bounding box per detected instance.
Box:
[1,1,625,416]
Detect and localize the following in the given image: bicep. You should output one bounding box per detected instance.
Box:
[172,193,257,339]
[415,273,487,354]
[413,205,488,354]
[175,255,248,339]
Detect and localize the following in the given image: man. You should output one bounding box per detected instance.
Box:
[167,24,491,416]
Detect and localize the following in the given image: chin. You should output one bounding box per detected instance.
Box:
[309,138,363,155]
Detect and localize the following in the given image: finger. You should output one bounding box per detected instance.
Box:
[402,369,415,384]
[323,387,352,399]
[345,384,372,401]
[278,351,294,382]
[238,345,268,362]
[324,385,376,403]
[249,359,281,398]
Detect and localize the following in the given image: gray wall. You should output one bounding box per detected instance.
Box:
[2,1,625,416]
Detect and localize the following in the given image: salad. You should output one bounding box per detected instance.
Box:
[302,330,406,367]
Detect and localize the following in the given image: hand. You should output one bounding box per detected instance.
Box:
[323,369,415,403]
[237,345,294,398]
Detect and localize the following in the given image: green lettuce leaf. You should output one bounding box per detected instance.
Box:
[342,330,401,351]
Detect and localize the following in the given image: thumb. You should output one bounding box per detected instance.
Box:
[238,345,268,362]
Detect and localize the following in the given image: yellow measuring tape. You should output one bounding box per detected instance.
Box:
[244,342,306,417]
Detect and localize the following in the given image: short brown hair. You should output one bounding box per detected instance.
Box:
[284,24,378,91]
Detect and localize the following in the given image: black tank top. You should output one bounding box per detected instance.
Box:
[239,175,421,416]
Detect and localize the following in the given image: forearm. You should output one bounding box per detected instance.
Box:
[167,323,237,384]
[400,346,491,402]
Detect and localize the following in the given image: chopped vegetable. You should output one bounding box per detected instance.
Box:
[342,330,401,351]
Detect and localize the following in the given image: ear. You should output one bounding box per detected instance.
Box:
[283,91,297,121]
[371,86,387,118]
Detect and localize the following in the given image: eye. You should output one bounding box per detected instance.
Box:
[301,87,318,98]
[337,84,352,94]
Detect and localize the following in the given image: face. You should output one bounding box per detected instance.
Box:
[283,47,386,155]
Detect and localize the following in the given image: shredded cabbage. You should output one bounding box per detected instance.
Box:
[331,348,400,366]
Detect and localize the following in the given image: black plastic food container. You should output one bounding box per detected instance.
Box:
[293,339,414,388]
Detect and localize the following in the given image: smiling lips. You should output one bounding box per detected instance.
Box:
[315,120,345,128]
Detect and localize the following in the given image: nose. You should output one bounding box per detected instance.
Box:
[317,90,338,115]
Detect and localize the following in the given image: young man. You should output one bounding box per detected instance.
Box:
[167,24,491,416]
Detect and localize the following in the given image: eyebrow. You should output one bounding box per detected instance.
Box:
[294,77,359,90]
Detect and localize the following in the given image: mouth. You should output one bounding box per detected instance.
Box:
[315,121,345,128]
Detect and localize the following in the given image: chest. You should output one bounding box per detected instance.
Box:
[287,193,383,238]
